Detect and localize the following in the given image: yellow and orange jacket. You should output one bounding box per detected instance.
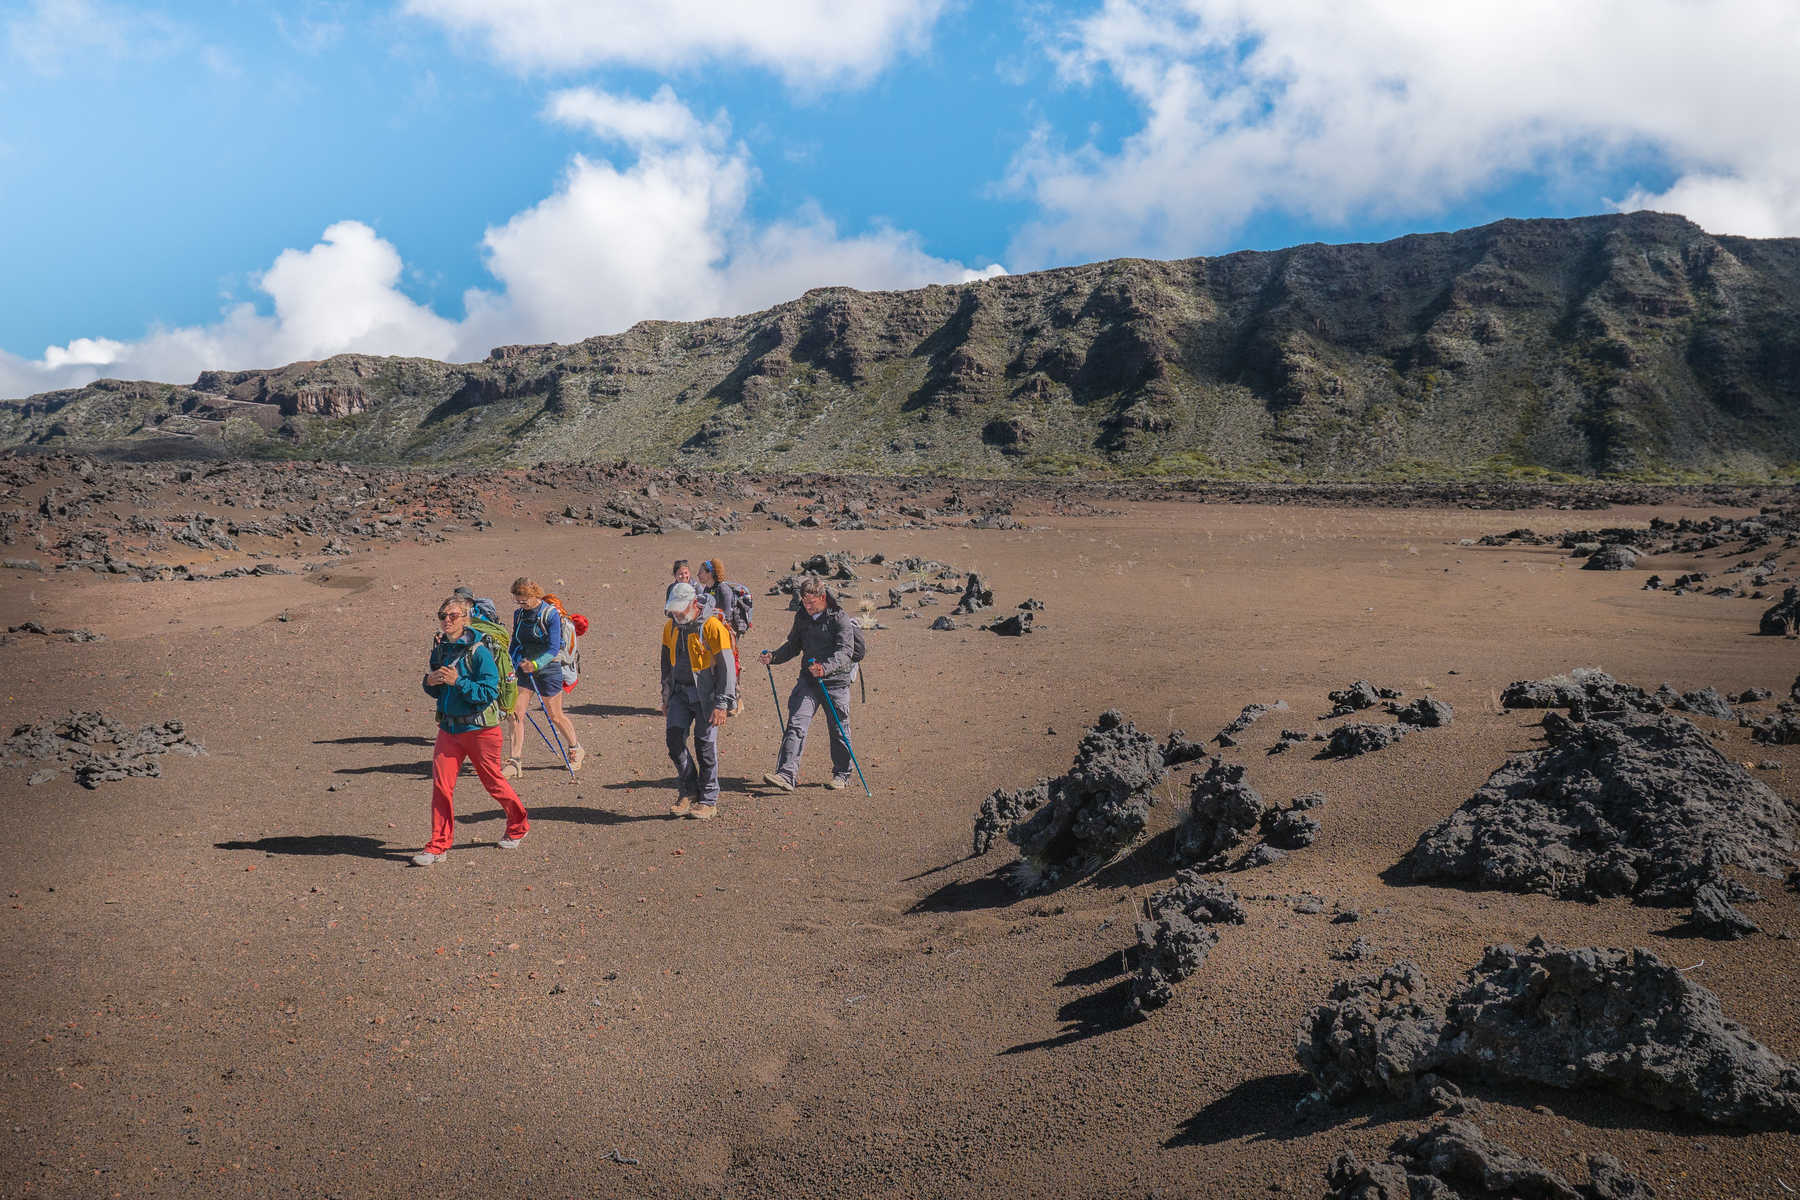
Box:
[660,613,738,712]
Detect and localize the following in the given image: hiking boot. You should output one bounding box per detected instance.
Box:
[497,832,528,850]
[669,796,694,818]
[690,802,718,820]
[762,771,795,792]
[568,745,586,772]
[501,757,523,779]
[412,850,445,867]
[826,775,850,790]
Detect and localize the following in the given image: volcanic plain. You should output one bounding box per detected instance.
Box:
[1,458,1797,1198]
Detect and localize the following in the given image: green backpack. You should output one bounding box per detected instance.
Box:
[468,614,519,716]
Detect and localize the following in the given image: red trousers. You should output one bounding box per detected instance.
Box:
[427,726,528,853]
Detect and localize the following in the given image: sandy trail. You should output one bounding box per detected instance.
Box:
[1,499,1795,1198]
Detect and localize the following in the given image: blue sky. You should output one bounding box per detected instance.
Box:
[3,0,1795,398]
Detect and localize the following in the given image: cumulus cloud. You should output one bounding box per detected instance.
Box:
[1,222,458,399]
[405,0,947,87]
[2,88,1004,399]
[1009,0,1800,265]
[457,88,1004,353]
[545,85,721,149]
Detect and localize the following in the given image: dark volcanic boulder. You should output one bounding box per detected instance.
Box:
[950,572,993,615]
[1160,730,1208,766]
[1583,543,1641,570]
[1174,758,1266,866]
[1213,699,1287,746]
[1299,938,1800,1130]
[1325,680,1384,717]
[1127,872,1246,1017]
[971,781,1048,857]
[1324,1120,1656,1200]
[983,611,1033,635]
[1325,722,1410,757]
[1672,687,1734,720]
[1003,710,1166,892]
[1760,586,1800,636]
[1262,806,1322,849]
[1389,696,1454,728]
[1401,712,1795,932]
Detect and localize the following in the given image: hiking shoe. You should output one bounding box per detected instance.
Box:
[669,796,693,818]
[690,802,719,820]
[762,771,795,792]
[498,832,528,850]
[568,745,586,772]
[826,775,850,790]
[501,757,523,779]
[412,850,445,867]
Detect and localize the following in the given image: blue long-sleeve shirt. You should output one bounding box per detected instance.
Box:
[510,601,563,673]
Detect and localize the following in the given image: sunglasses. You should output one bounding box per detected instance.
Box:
[437,611,466,621]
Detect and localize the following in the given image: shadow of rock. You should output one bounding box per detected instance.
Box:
[1001,978,1137,1054]
[908,865,1019,914]
[1167,1072,1326,1146]
[1086,826,1181,891]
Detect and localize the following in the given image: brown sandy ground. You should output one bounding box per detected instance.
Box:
[0,489,1796,1199]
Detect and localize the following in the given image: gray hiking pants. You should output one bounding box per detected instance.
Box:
[666,687,721,805]
[776,672,853,783]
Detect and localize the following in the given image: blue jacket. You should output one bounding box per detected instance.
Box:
[511,601,563,673]
[424,629,502,733]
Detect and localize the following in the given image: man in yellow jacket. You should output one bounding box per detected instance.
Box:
[660,582,738,818]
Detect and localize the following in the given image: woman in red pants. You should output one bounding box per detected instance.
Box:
[415,595,529,866]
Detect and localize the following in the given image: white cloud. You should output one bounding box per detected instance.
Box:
[2,222,458,399]
[457,89,1004,354]
[1009,0,1800,265]
[2,89,1004,400]
[404,0,948,87]
[40,337,125,371]
[545,85,721,149]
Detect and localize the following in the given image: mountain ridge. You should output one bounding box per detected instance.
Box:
[6,211,1799,479]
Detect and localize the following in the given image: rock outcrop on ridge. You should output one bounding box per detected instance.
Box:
[11,213,1800,479]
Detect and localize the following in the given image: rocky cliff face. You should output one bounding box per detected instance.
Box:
[6,212,1799,477]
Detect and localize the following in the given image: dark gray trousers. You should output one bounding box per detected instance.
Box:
[775,674,852,782]
[666,687,721,804]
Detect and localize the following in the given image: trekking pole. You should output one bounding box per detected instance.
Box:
[765,663,784,737]
[530,687,576,780]
[808,660,871,797]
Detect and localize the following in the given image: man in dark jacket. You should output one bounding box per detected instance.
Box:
[759,575,858,791]
[416,594,529,865]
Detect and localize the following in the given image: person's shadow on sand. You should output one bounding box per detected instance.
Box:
[313,735,434,748]
[214,835,413,862]
[566,703,662,718]
[454,804,663,827]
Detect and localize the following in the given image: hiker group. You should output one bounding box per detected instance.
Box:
[415,560,865,865]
